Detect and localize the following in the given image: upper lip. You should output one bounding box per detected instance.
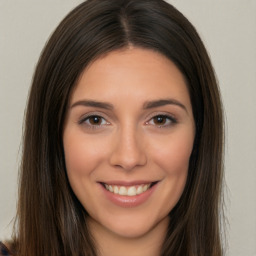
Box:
[99,180,159,186]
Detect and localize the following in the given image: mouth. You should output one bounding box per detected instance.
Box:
[101,182,158,197]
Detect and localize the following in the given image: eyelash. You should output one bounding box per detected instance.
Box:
[146,114,177,128]
[78,114,110,130]
[78,113,177,129]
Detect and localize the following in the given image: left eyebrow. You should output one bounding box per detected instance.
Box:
[70,99,114,110]
[143,99,187,112]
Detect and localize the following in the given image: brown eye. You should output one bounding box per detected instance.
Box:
[88,116,103,125]
[147,115,176,127]
[152,115,167,125]
[80,115,109,127]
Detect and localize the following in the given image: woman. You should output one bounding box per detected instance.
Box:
[0,0,224,255]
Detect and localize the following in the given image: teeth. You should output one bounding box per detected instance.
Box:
[136,186,143,195]
[119,186,127,195]
[114,186,119,194]
[127,186,136,196]
[104,183,151,196]
[143,184,148,192]
[108,185,113,192]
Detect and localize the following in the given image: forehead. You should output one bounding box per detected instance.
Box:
[70,47,190,108]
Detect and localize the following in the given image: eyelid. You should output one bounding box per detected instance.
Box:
[78,112,110,126]
[77,111,177,128]
[145,112,178,127]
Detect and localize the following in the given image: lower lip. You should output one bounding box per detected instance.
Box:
[100,183,159,208]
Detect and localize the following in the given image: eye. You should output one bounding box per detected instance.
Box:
[79,115,109,127]
[147,115,177,127]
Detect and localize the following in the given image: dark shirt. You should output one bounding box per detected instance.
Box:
[0,242,12,256]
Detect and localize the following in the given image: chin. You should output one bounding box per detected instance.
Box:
[89,210,170,240]
[111,223,154,239]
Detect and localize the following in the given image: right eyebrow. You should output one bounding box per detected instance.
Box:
[143,98,188,113]
[70,100,114,110]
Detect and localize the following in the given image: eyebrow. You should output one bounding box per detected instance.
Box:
[70,98,187,112]
[71,100,114,110]
[143,99,187,112]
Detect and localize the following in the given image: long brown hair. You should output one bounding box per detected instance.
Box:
[12,0,224,255]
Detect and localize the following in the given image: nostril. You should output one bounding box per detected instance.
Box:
[108,131,147,170]
[109,150,147,171]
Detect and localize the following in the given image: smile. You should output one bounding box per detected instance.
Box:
[100,181,159,207]
[104,183,152,196]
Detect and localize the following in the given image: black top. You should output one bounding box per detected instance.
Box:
[0,242,12,256]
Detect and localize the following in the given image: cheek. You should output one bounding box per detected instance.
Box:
[154,132,194,210]
[63,133,108,208]
[63,131,109,164]
[151,130,194,175]
[64,133,107,177]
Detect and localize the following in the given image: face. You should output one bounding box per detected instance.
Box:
[63,48,195,239]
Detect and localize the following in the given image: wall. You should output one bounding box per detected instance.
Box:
[0,1,255,255]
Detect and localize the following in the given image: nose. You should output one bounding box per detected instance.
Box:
[109,126,147,171]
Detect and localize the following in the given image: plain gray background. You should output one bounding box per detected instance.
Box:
[0,1,256,255]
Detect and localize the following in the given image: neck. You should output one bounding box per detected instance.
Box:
[88,217,169,256]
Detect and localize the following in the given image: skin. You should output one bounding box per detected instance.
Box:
[63,47,195,256]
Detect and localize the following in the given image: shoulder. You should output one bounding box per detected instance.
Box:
[0,242,12,256]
